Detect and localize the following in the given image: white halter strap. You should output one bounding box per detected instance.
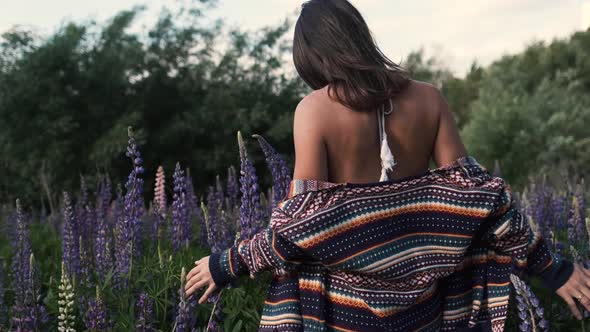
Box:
[378,99,396,181]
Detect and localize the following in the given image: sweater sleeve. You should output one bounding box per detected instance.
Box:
[484,178,574,292]
[208,206,313,288]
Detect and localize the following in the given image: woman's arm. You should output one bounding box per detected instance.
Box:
[292,93,329,181]
[484,179,574,289]
[430,86,468,166]
[432,85,589,319]
[207,206,314,288]
[485,178,590,319]
[185,95,328,300]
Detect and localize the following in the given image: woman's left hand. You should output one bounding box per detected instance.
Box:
[555,262,590,320]
[185,256,218,304]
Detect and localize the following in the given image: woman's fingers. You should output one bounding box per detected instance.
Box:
[578,265,590,314]
[574,282,590,314]
[186,265,201,284]
[556,263,590,320]
[563,290,584,320]
[198,283,217,304]
[184,256,214,299]
[185,273,202,291]
[186,278,209,297]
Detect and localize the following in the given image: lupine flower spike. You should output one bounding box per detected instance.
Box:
[237,131,263,240]
[62,192,80,280]
[136,292,155,332]
[154,165,167,215]
[252,134,292,209]
[114,127,145,288]
[510,274,549,332]
[84,286,109,331]
[173,267,196,332]
[172,162,190,251]
[58,261,76,332]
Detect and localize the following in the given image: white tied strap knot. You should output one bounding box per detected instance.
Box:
[378,99,396,181]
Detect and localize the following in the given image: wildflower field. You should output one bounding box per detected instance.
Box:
[0,126,587,332]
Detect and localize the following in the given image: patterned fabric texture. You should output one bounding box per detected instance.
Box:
[209,155,574,332]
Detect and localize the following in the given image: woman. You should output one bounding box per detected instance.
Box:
[185,0,590,330]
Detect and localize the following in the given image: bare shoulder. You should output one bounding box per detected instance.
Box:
[292,87,330,180]
[406,79,445,106]
[294,86,333,128]
[294,80,446,124]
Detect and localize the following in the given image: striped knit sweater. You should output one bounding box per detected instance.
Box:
[209,155,574,332]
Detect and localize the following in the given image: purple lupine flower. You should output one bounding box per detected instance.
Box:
[550,190,568,229]
[79,205,96,285]
[127,129,145,260]
[252,134,292,209]
[84,286,109,332]
[94,202,112,281]
[76,175,94,255]
[173,267,197,332]
[510,274,549,332]
[61,192,81,279]
[205,292,225,332]
[214,175,236,246]
[171,162,190,251]
[205,187,221,253]
[226,165,239,211]
[109,184,124,228]
[575,178,586,220]
[567,195,584,244]
[11,199,31,307]
[11,252,47,331]
[185,168,201,243]
[573,179,586,242]
[28,254,48,330]
[237,131,264,240]
[136,292,155,332]
[114,127,145,288]
[96,175,112,228]
[524,180,552,240]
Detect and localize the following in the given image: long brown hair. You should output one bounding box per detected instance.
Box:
[293,0,412,112]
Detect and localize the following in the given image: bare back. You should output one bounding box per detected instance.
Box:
[292,79,467,184]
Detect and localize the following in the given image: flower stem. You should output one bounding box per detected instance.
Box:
[206,288,224,332]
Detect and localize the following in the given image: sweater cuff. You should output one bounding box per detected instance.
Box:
[536,254,574,292]
[209,249,236,288]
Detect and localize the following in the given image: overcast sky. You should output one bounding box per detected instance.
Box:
[0,0,588,77]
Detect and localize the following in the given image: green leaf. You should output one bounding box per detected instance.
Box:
[231,319,243,332]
